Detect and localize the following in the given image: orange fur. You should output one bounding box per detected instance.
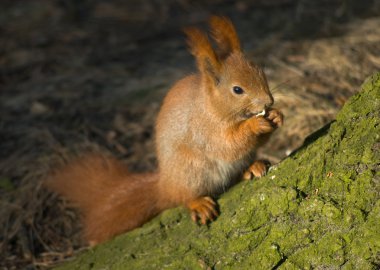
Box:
[46,16,284,245]
[184,27,221,85]
[46,155,171,244]
[209,16,241,59]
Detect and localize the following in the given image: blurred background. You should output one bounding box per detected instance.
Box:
[1,0,379,268]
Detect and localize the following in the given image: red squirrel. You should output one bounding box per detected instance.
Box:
[46,16,283,245]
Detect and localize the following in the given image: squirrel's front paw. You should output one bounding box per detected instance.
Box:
[243,160,270,180]
[187,196,218,225]
[252,116,275,135]
[267,108,284,128]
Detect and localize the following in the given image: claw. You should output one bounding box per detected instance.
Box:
[243,160,270,180]
[266,109,284,127]
[187,196,219,225]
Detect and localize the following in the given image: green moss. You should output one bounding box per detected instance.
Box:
[55,73,380,270]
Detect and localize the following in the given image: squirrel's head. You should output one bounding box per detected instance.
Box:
[185,16,273,121]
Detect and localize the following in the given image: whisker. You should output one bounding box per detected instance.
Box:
[222,102,252,122]
[251,99,263,107]
[270,77,299,93]
[273,92,294,99]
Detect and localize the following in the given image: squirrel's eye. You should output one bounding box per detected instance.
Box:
[233,86,244,95]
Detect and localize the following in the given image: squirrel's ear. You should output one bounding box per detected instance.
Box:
[184,27,221,85]
[209,16,241,60]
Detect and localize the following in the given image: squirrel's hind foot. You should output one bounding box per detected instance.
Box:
[187,196,218,225]
[243,160,270,180]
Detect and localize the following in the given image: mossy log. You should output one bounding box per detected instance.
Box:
[56,73,380,269]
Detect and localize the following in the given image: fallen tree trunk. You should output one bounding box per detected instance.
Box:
[56,73,380,269]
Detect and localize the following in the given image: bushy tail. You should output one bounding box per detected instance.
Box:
[45,154,164,244]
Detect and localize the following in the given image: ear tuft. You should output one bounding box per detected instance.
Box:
[184,27,221,84]
[209,16,241,59]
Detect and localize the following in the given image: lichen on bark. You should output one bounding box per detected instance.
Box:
[56,73,380,270]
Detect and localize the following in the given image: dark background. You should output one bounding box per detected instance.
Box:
[1,0,379,269]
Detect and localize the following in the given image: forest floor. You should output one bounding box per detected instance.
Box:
[1,0,379,269]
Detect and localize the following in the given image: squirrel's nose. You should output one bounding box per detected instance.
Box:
[265,98,274,109]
